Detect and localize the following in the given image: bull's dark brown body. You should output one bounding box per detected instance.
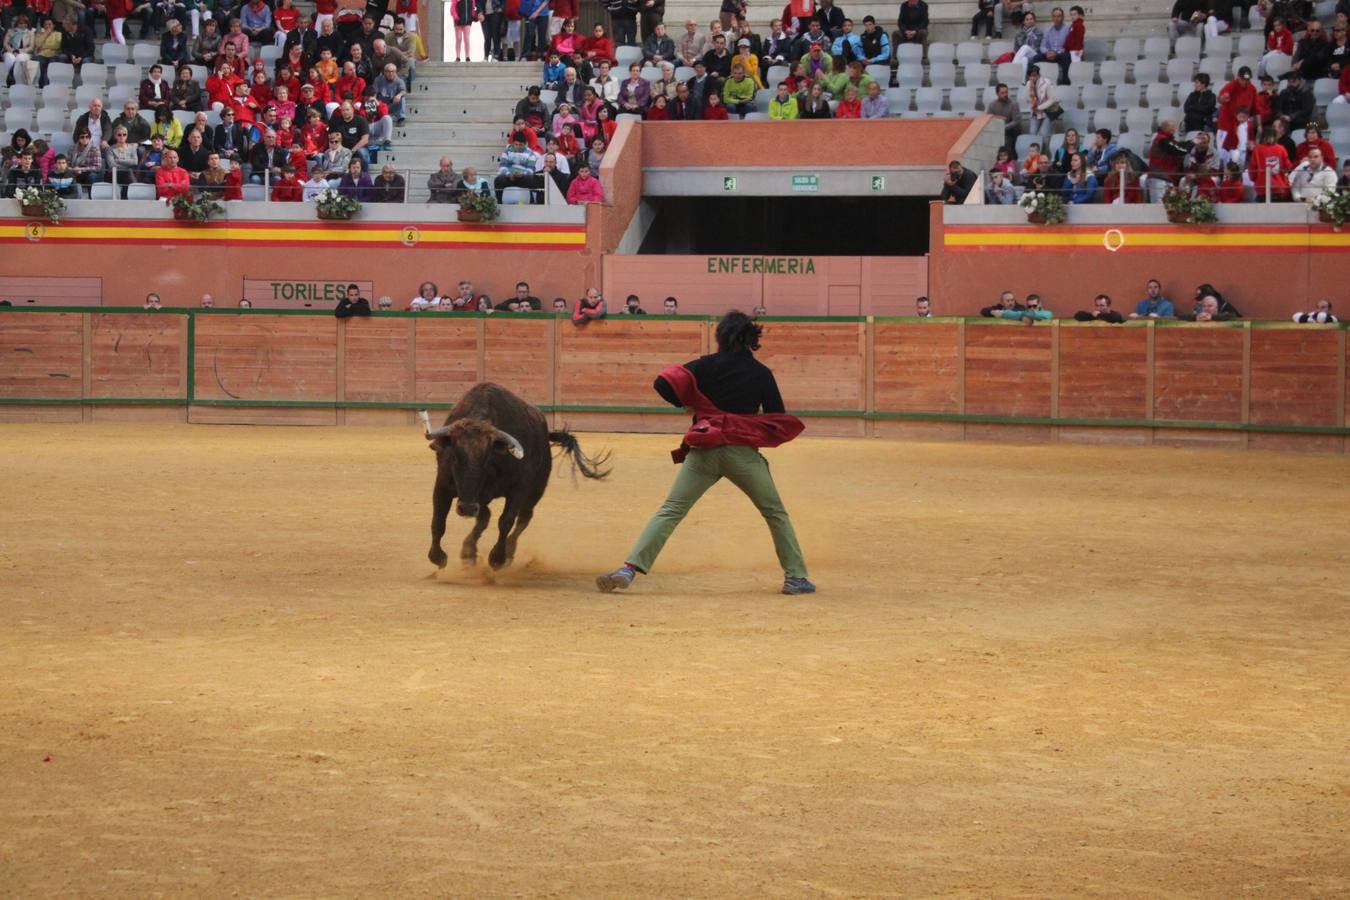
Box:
[425,383,608,570]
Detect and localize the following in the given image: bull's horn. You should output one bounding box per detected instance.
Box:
[420,410,452,439]
[495,428,526,460]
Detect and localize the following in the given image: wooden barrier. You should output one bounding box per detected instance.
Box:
[1,309,1346,453]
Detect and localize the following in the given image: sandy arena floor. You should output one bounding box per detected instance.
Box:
[1,425,1347,897]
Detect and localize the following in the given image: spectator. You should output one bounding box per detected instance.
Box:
[1084,128,1117,178]
[161,16,189,66]
[915,296,931,317]
[1185,130,1219,173]
[328,100,372,164]
[249,130,287,184]
[583,22,616,65]
[761,18,792,65]
[1147,120,1193,201]
[572,287,606,325]
[1051,128,1083,172]
[621,294,646,314]
[895,0,928,57]
[985,82,1021,153]
[861,80,888,118]
[1183,73,1216,134]
[722,62,756,116]
[1272,115,1297,162]
[408,282,443,310]
[1219,106,1254,168]
[426,156,459,202]
[318,131,351,177]
[678,18,706,65]
[449,0,481,62]
[4,150,40,197]
[617,61,651,113]
[1188,283,1241,319]
[373,62,407,125]
[1065,5,1085,62]
[703,90,730,119]
[496,135,538,194]
[798,81,831,118]
[552,297,568,313]
[590,58,620,101]
[73,99,112,152]
[200,294,214,308]
[194,17,222,66]
[1296,125,1337,169]
[1217,66,1256,143]
[1011,10,1043,69]
[443,281,474,311]
[772,85,803,124]
[1290,17,1331,80]
[475,294,496,314]
[834,83,862,117]
[270,163,303,200]
[972,0,997,38]
[240,0,273,44]
[1217,160,1247,202]
[221,17,250,58]
[151,105,184,148]
[144,292,163,309]
[985,168,1016,203]
[1291,148,1336,202]
[178,127,211,177]
[302,165,330,198]
[2,14,35,84]
[1274,72,1313,131]
[337,156,372,200]
[1170,0,1208,38]
[980,290,1022,317]
[1340,158,1350,190]
[1178,295,1235,322]
[1250,126,1291,200]
[508,283,542,310]
[994,292,1052,322]
[1074,294,1124,323]
[643,21,673,62]
[702,31,733,77]
[1292,300,1337,323]
[140,64,171,112]
[457,166,492,197]
[663,296,678,313]
[60,16,94,77]
[1022,65,1053,145]
[1037,6,1070,84]
[69,130,104,189]
[154,148,191,199]
[832,17,861,61]
[138,133,168,183]
[566,163,604,203]
[1261,18,1294,80]
[238,299,252,308]
[335,283,372,317]
[606,0,639,48]
[370,162,405,201]
[939,159,977,203]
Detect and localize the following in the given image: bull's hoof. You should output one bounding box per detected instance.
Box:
[488,546,511,570]
[428,547,448,569]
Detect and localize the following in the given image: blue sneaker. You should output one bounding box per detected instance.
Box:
[782,577,816,595]
[596,565,636,593]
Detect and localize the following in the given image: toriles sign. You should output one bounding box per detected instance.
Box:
[706,256,817,275]
[244,279,375,307]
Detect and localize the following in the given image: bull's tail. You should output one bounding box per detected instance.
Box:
[549,429,612,480]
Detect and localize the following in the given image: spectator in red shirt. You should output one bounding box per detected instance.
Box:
[1065,5,1085,61]
[155,148,192,199]
[1217,161,1246,202]
[583,23,615,65]
[703,91,730,118]
[1249,127,1292,200]
[1260,17,1293,76]
[1295,124,1337,169]
[1101,153,1143,203]
[1217,66,1256,135]
[271,164,303,200]
[565,163,605,203]
[834,83,862,117]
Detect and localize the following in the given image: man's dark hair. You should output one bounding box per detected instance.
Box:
[716,310,762,353]
[995,81,1008,91]
[1096,127,1112,140]
[626,294,640,303]
[347,283,360,291]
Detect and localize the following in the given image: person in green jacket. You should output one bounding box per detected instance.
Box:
[768,81,798,119]
[992,293,1053,322]
[721,62,757,118]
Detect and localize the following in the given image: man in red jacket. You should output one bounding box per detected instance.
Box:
[597,310,815,596]
[155,149,192,200]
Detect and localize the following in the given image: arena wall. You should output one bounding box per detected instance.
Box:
[1,309,1345,452]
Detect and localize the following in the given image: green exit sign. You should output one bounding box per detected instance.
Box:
[791,174,819,192]
[723,176,737,192]
[871,175,886,191]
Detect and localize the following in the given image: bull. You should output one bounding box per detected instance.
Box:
[420,382,610,570]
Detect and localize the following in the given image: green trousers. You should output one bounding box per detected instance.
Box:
[626,445,808,579]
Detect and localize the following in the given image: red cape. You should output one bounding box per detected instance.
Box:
[658,364,805,463]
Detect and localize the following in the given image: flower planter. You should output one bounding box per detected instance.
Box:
[20,203,45,218]
[1165,208,1189,224]
[1318,210,1335,225]
[317,209,354,220]
[457,208,482,223]
[1026,211,1045,224]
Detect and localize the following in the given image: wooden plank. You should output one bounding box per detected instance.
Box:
[1247,329,1340,427]
[413,317,479,405]
[963,325,1053,417]
[0,312,84,399]
[0,276,102,306]
[89,313,187,400]
[755,321,866,411]
[343,318,414,403]
[187,405,338,425]
[1057,326,1149,420]
[872,321,961,414]
[1152,327,1245,423]
[557,319,705,406]
[483,318,554,406]
[193,315,337,402]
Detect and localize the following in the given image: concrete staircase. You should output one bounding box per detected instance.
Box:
[386,61,540,202]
